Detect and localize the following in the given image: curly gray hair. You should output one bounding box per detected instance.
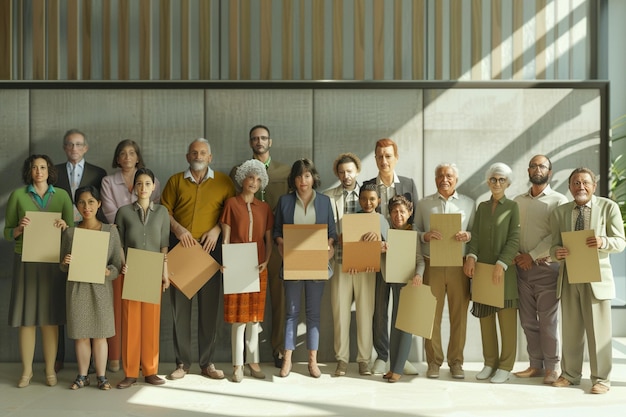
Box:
[235,159,269,190]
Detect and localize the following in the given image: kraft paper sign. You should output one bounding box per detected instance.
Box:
[395,284,437,339]
[342,213,381,242]
[68,227,110,284]
[562,229,601,283]
[429,213,463,267]
[123,248,164,304]
[283,224,328,280]
[342,241,381,272]
[471,262,504,308]
[222,242,260,294]
[382,229,418,283]
[22,211,62,263]
[168,242,220,299]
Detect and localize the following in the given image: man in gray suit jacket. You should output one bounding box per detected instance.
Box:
[550,167,625,394]
[362,138,419,375]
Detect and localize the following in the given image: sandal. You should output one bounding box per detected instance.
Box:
[97,376,111,390]
[70,374,90,390]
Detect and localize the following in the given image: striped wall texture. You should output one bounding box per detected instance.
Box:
[0,0,597,81]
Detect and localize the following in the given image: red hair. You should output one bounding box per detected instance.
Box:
[374,138,398,157]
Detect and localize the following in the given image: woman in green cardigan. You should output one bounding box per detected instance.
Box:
[4,155,74,388]
[463,162,520,384]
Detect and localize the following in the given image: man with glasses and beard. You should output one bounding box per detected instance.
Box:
[512,155,567,385]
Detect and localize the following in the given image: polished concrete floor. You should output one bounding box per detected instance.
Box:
[1,339,626,417]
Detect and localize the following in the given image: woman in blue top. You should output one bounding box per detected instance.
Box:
[273,159,337,378]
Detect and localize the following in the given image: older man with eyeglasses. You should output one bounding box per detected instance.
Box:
[512,155,568,385]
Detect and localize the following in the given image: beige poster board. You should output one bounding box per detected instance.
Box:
[383,229,418,283]
[67,227,110,284]
[222,242,260,294]
[341,213,381,242]
[395,284,437,339]
[283,224,328,280]
[562,229,601,283]
[471,262,504,308]
[429,213,463,267]
[22,211,62,263]
[168,242,220,299]
[123,248,164,304]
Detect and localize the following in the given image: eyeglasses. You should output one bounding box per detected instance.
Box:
[488,177,507,184]
[65,142,85,149]
[250,136,269,142]
[529,163,549,170]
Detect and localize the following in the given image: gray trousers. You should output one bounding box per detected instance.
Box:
[516,262,560,371]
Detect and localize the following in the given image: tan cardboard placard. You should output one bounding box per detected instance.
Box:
[123,247,164,304]
[283,224,328,280]
[67,227,110,284]
[342,212,381,242]
[382,229,418,283]
[429,213,463,266]
[561,229,601,283]
[395,284,437,339]
[168,242,220,299]
[471,262,504,308]
[342,241,381,272]
[22,211,62,263]
[222,242,260,294]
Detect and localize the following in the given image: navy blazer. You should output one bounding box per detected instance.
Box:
[273,191,338,242]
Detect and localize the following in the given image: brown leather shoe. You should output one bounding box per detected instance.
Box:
[116,377,137,389]
[552,376,572,387]
[201,364,225,380]
[513,367,543,378]
[590,383,610,394]
[144,374,165,385]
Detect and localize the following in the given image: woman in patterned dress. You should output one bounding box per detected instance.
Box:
[61,185,122,390]
[220,159,273,382]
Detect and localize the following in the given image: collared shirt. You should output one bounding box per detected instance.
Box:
[414,190,475,257]
[514,185,568,260]
[133,200,156,225]
[294,191,317,224]
[66,159,85,193]
[184,166,214,184]
[376,172,400,220]
[571,201,591,232]
[335,185,360,263]
[27,184,55,208]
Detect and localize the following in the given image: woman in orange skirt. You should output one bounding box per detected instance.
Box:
[221,159,273,383]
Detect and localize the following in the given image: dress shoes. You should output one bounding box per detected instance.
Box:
[17,373,33,388]
[231,366,243,383]
[543,370,559,384]
[476,366,494,380]
[552,376,573,387]
[513,366,543,378]
[387,372,401,383]
[590,383,610,394]
[116,377,137,389]
[308,363,321,378]
[201,363,225,380]
[144,374,165,385]
[168,365,188,380]
[490,369,510,384]
[246,364,266,379]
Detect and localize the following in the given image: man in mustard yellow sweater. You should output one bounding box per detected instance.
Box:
[161,138,236,380]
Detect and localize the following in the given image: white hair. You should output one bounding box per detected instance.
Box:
[188,138,211,153]
[435,163,459,177]
[485,162,513,185]
[235,159,269,190]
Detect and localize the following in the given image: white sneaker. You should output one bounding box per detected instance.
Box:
[490,369,511,384]
[371,359,387,375]
[476,366,494,380]
[403,361,419,375]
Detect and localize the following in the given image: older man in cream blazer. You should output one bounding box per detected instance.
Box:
[550,167,625,395]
